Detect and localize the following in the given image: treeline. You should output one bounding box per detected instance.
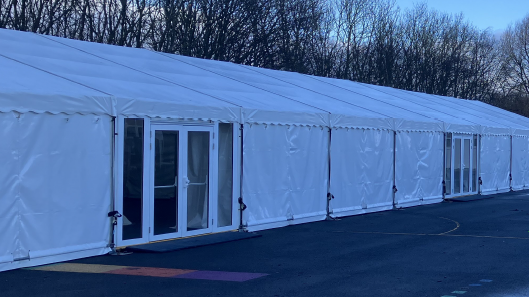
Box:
[1,0,528,116]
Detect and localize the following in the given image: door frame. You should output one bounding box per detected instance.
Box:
[148,123,218,242]
[115,118,238,248]
[447,134,477,198]
[115,116,151,247]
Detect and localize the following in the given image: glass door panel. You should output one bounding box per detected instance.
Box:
[472,135,477,191]
[122,118,144,241]
[454,138,461,194]
[153,130,179,236]
[186,131,210,232]
[445,134,452,195]
[463,139,470,193]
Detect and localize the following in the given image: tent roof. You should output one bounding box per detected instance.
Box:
[0,28,527,134]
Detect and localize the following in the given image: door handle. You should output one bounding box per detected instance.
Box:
[183,176,190,188]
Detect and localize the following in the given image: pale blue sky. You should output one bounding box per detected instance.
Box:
[395,0,529,33]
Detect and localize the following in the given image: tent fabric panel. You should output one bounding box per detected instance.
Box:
[171,54,386,118]
[0,29,240,117]
[512,136,529,190]
[438,96,529,132]
[242,109,329,127]
[0,112,20,265]
[115,98,240,123]
[0,246,109,272]
[330,128,394,214]
[243,66,440,124]
[468,100,529,129]
[310,76,481,129]
[12,113,112,266]
[480,135,511,194]
[242,124,328,228]
[395,131,444,206]
[0,92,115,116]
[44,35,329,116]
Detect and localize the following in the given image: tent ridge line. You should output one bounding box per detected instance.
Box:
[154,51,330,115]
[0,53,112,97]
[36,34,242,111]
[305,74,442,122]
[239,64,391,118]
[357,83,483,127]
[433,94,529,131]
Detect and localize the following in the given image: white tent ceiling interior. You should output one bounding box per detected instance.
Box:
[1,28,528,271]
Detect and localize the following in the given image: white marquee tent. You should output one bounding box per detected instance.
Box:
[1,28,529,272]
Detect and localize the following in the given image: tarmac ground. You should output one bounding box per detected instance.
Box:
[2,190,529,297]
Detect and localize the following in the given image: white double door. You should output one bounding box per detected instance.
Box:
[450,135,475,196]
[148,124,218,241]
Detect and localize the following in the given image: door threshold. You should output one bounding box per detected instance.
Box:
[117,230,238,249]
[122,231,260,253]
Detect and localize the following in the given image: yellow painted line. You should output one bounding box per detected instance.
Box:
[333,230,529,240]
[437,217,461,235]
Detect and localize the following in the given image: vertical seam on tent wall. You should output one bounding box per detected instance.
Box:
[326,127,332,217]
[35,34,243,111]
[0,53,112,97]
[393,130,397,208]
[154,51,330,114]
[510,135,513,191]
[15,112,22,259]
[238,123,245,230]
[109,117,117,248]
[478,134,482,194]
[442,132,446,200]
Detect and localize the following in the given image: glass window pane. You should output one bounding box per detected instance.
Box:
[218,124,233,227]
[187,131,210,231]
[463,139,470,192]
[123,118,144,240]
[153,130,178,235]
[445,133,452,195]
[454,138,461,194]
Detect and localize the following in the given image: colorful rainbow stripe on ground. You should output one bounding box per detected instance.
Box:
[28,263,268,282]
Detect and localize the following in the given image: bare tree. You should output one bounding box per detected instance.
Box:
[500,14,529,95]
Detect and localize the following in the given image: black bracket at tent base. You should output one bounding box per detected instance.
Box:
[393,186,398,193]
[238,197,247,232]
[325,193,337,221]
[108,210,122,226]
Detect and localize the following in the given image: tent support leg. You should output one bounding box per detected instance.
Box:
[442,132,446,200]
[392,131,397,209]
[326,127,335,221]
[238,124,247,232]
[510,135,513,192]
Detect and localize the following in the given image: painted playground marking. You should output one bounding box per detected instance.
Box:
[28,263,268,282]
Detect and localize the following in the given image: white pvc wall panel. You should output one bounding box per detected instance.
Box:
[395,131,444,206]
[480,135,511,193]
[0,112,19,266]
[512,136,529,190]
[330,128,394,216]
[242,124,328,230]
[0,112,111,271]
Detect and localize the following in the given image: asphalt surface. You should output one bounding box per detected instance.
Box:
[2,191,529,297]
